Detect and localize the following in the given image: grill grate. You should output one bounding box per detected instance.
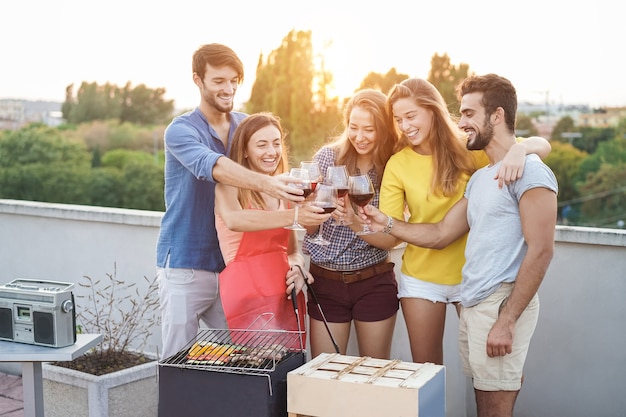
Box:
[160,327,305,376]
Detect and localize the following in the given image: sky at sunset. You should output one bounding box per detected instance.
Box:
[3,0,623,110]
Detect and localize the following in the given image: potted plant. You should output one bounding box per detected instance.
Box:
[42,263,160,417]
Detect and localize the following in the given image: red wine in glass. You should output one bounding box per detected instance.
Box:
[348,174,376,235]
[302,187,313,199]
[349,192,373,207]
[336,187,349,198]
[326,165,351,226]
[319,204,337,214]
[309,184,338,245]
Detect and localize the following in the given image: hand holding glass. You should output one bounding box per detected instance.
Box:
[308,184,337,245]
[301,161,322,191]
[326,165,351,226]
[348,174,375,235]
[284,168,311,231]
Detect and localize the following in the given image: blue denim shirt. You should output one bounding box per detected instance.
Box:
[156,108,247,271]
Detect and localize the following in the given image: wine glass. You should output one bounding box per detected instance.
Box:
[284,168,311,231]
[348,174,376,235]
[326,165,351,226]
[300,161,323,192]
[308,184,338,245]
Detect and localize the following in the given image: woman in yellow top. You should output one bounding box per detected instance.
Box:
[379,78,551,365]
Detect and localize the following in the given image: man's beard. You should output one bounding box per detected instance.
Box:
[466,122,494,151]
[205,92,234,113]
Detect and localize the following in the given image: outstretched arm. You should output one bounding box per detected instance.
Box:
[213,156,305,204]
[215,183,330,232]
[362,198,470,250]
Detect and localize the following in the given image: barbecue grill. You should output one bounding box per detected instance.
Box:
[158,326,306,417]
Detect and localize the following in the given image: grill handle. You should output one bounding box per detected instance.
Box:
[294,264,340,354]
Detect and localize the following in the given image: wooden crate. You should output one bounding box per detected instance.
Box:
[287,353,445,417]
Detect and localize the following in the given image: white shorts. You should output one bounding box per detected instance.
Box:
[397,272,461,303]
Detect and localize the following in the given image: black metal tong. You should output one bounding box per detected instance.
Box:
[293,264,340,354]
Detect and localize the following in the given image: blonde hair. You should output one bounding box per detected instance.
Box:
[387,78,476,196]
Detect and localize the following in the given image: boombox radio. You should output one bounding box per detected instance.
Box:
[0,278,76,348]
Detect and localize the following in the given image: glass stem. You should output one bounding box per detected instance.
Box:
[293,204,300,226]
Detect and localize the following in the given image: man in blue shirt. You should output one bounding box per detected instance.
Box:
[156,44,304,358]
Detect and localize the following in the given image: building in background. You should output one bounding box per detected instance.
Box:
[0,99,63,130]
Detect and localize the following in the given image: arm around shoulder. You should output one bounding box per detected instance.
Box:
[518,136,552,159]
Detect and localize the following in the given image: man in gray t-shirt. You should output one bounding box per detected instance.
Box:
[363,74,558,417]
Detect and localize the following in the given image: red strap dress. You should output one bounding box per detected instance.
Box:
[218,224,306,346]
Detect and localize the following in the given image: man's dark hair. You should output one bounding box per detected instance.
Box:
[192,43,244,83]
[457,74,517,133]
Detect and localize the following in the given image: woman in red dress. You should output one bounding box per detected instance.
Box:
[215,112,330,339]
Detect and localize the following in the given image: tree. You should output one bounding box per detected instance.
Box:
[543,141,587,220]
[427,53,472,116]
[119,82,174,125]
[246,29,334,163]
[576,126,615,154]
[0,124,88,168]
[358,68,409,95]
[577,162,626,227]
[63,81,174,125]
[515,114,539,137]
[575,136,626,185]
[0,124,165,211]
[550,115,577,143]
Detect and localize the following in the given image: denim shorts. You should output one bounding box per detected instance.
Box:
[306,269,399,323]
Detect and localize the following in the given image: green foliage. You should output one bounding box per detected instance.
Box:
[574,137,626,185]
[88,167,125,207]
[544,142,587,211]
[575,126,615,154]
[0,123,164,211]
[0,124,88,168]
[118,159,165,211]
[101,148,155,169]
[550,116,577,143]
[358,68,410,95]
[245,29,340,164]
[427,53,472,116]
[63,81,174,125]
[576,163,626,227]
[515,114,539,136]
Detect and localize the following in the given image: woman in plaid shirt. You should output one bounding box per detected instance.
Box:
[302,89,402,359]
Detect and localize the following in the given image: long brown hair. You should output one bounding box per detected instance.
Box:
[387,78,476,197]
[326,89,398,187]
[228,112,289,209]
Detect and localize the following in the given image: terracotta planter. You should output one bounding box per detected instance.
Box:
[42,359,157,417]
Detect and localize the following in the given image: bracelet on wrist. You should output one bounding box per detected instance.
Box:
[383,215,394,234]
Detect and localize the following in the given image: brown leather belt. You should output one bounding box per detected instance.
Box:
[309,261,395,284]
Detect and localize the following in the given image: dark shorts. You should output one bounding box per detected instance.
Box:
[306,269,399,323]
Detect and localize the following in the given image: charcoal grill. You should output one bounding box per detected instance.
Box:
[158,327,306,417]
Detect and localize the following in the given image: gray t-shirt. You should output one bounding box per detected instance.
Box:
[461,154,558,307]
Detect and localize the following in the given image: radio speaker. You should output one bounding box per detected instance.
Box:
[0,307,12,340]
[33,311,55,346]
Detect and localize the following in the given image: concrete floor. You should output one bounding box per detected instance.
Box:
[0,372,23,417]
